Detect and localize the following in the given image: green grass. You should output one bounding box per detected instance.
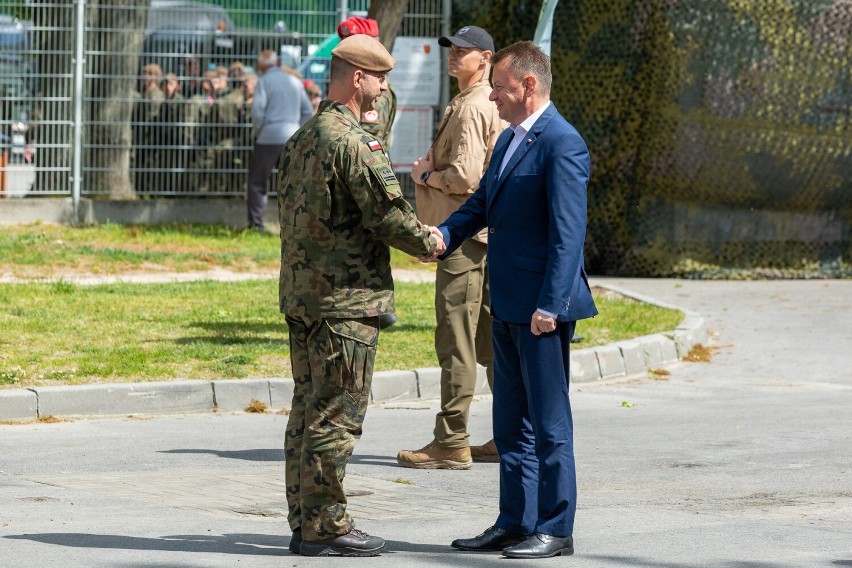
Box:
[0,278,680,389]
[0,223,681,388]
[576,296,683,348]
[0,222,280,276]
[0,279,439,387]
[0,223,435,278]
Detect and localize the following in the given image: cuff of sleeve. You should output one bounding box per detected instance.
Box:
[536,308,557,318]
[431,170,448,193]
[438,226,451,257]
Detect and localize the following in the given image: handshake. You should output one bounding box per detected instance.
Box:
[420,226,447,262]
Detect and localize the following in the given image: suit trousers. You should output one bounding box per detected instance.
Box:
[247,143,283,229]
[432,239,494,448]
[492,317,577,538]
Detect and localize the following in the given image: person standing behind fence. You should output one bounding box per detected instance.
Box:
[235,73,257,180]
[181,56,203,98]
[133,63,164,192]
[303,80,322,114]
[207,73,245,193]
[277,34,445,556]
[397,25,505,470]
[247,49,312,231]
[157,73,185,192]
[185,70,218,192]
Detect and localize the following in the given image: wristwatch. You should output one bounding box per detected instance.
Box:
[419,170,432,184]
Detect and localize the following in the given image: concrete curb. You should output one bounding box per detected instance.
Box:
[0,283,707,421]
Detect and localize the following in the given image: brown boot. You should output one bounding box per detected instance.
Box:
[396,441,472,470]
[470,439,500,463]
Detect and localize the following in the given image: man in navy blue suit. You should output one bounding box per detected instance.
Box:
[436,41,597,559]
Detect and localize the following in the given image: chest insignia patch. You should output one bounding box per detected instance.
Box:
[364,110,380,123]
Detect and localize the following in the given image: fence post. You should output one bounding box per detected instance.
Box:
[440,0,451,114]
[339,0,349,22]
[71,0,86,222]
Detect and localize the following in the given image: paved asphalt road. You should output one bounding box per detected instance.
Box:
[1,278,850,567]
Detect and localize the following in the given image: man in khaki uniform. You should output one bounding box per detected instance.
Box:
[397,26,506,469]
[277,34,444,557]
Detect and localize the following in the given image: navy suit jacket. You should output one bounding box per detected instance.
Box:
[439,102,597,325]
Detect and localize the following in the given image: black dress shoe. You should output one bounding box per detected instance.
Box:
[503,533,574,558]
[299,528,386,557]
[451,525,526,551]
[288,528,301,554]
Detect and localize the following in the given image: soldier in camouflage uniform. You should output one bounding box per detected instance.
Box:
[206,76,245,193]
[277,34,444,557]
[337,15,400,329]
[132,63,165,192]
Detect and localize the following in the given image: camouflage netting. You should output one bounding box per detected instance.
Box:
[455,0,850,278]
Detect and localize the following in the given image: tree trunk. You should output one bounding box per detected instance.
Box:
[86,0,150,199]
[368,0,409,51]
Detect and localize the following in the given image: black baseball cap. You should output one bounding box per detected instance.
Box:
[438,26,495,53]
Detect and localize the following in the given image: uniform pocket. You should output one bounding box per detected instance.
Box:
[324,318,378,396]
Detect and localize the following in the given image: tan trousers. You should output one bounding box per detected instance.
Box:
[433,239,494,448]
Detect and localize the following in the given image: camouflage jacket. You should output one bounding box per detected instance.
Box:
[277,100,436,319]
[360,84,397,150]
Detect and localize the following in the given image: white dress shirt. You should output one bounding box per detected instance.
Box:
[498,101,552,178]
[496,101,558,320]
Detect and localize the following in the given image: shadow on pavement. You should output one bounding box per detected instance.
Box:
[3,533,289,556]
[159,448,282,461]
[348,453,401,466]
[4,533,455,557]
[582,557,806,568]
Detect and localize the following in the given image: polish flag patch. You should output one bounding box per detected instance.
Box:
[368,139,383,152]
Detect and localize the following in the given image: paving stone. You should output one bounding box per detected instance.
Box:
[660,335,679,362]
[213,379,272,412]
[594,345,626,379]
[618,341,648,375]
[371,370,418,402]
[268,379,295,410]
[34,381,214,417]
[637,336,665,367]
[570,349,602,382]
[414,367,441,400]
[674,315,708,356]
[0,389,38,421]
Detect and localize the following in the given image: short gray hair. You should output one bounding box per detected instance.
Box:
[492,41,552,96]
[257,49,278,67]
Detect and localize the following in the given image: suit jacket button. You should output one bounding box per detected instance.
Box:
[489,228,495,234]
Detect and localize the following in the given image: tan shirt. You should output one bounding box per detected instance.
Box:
[415,77,506,243]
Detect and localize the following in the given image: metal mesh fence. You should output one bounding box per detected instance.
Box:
[3,1,848,277]
[0,0,445,199]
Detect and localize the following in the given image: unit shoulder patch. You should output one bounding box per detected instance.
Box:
[374,163,397,185]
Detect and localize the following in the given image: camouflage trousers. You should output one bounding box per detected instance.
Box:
[284,315,378,541]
